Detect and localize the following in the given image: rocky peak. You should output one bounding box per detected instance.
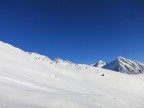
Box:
[94,60,106,67]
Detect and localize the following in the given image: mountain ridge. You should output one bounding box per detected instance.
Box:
[101,56,144,74]
[0,41,144,74]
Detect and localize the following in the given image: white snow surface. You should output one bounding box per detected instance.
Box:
[0,41,144,108]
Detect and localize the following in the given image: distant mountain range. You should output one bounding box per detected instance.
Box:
[28,51,144,74]
[1,41,144,74]
[26,46,144,74]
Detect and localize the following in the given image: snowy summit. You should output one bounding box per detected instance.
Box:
[103,56,144,74]
[94,60,106,67]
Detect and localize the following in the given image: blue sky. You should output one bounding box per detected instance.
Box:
[0,0,144,64]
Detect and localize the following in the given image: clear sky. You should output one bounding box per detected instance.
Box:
[0,0,144,64]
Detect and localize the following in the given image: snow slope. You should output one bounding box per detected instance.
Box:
[0,41,144,108]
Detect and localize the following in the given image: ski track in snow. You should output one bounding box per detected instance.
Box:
[0,76,51,92]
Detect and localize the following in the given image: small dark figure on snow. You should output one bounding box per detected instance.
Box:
[101,73,104,76]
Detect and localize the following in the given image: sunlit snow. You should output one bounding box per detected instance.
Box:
[0,41,144,108]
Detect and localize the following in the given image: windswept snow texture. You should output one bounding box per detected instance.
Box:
[104,57,144,74]
[0,41,144,108]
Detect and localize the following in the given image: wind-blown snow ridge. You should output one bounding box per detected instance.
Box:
[0,41,24,52]
[27,52,54,64]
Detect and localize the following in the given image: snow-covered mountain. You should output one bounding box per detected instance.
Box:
[94,60,106,67]
[27,52,54,64]
[0,41,144,108]
[103,56,144,74]
[54,58,97,70]
[54,58,75,66]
